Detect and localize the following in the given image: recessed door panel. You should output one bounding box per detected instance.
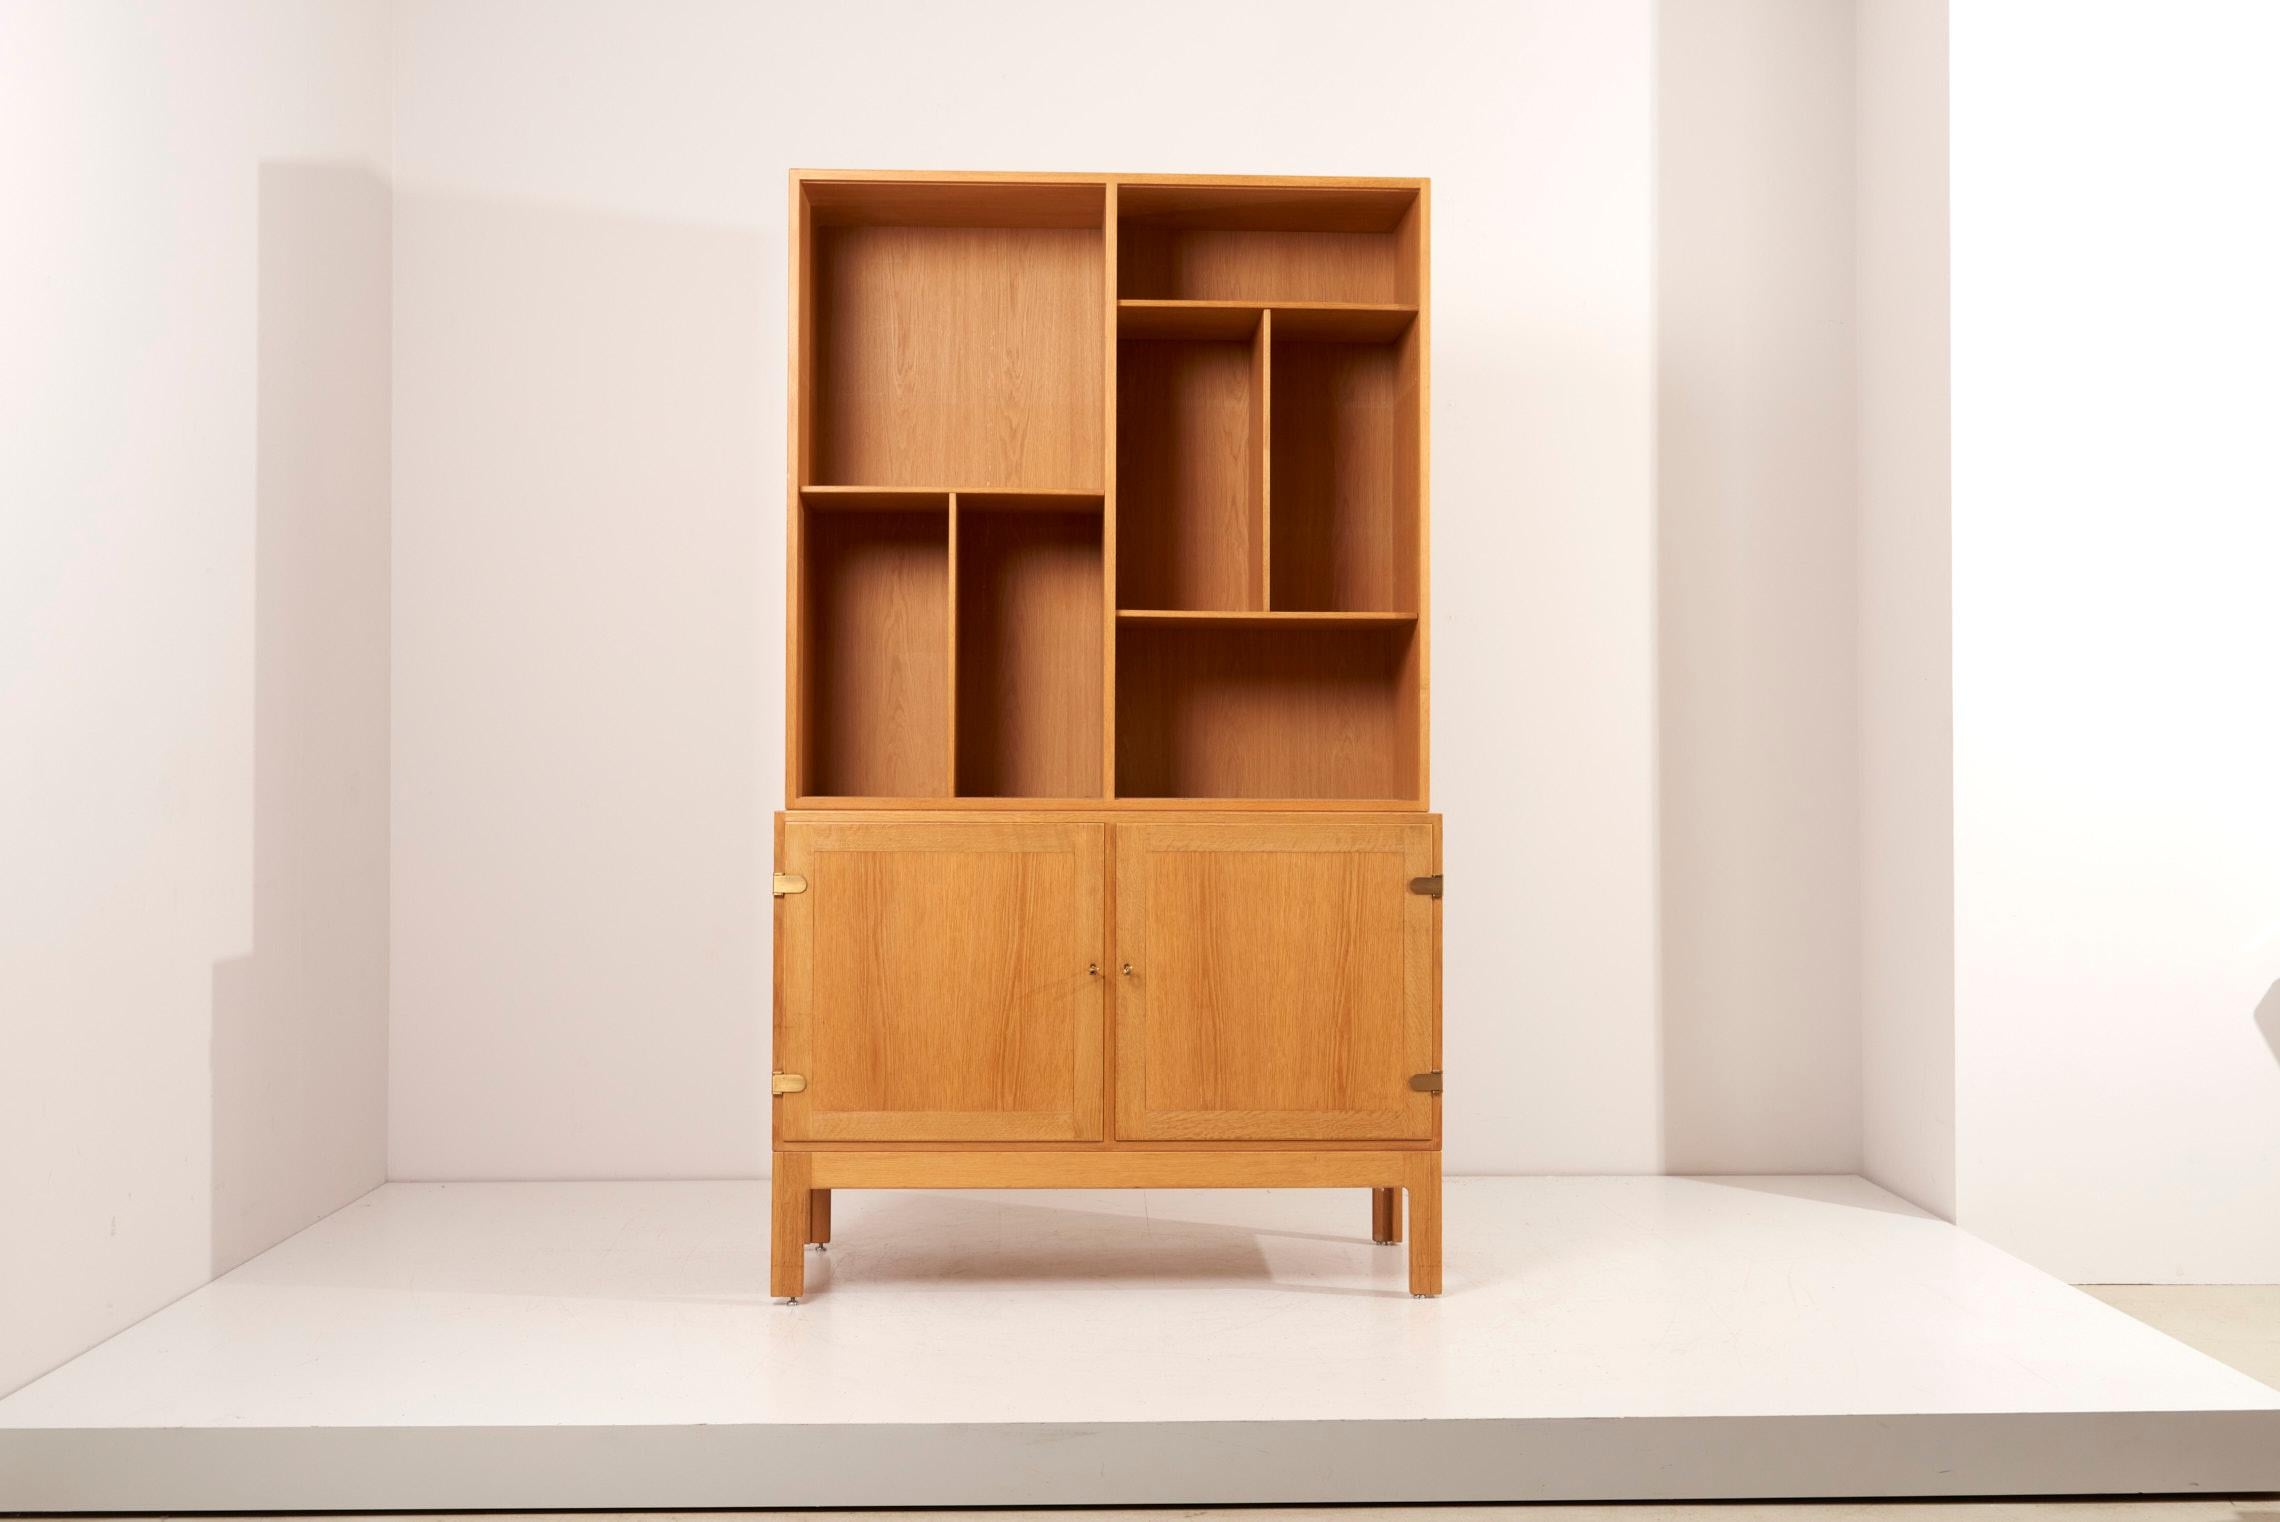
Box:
[778,822,1105,1141]
[1114,822,1435,1140]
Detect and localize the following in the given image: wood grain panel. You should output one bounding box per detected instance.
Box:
[801,508,948,797]
[804,178,1104,228]
[1115,182,1419,232]
[1116,337,1260,610]
[1119,228,1400,304]
[812,225,1103,489]
[810,1148,1417,1189]
[1269,339,1412,612]
[1114,623,1420,800]
[1113,822,1435,1140]
[778,822,1104,1142]
[955,506,1105,797]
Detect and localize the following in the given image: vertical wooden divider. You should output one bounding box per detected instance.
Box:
[785,177,813,802]
[1102,182,1120,800]
[945,491,960,796]
[1100,183,1122,1137]
[1253,308,1272,610]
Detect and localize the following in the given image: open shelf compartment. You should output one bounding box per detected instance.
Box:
[1267,322,1422,612]
[1117,182,1423,305]
[798,498,950,798]
[954,494,1106,799]
[1115,619,1422,802]
[802,180,1106,490]
[1116,312,1268,611]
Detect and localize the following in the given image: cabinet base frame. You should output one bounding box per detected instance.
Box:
[769,1148,1442,1300]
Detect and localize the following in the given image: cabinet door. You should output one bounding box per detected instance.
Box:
[1114,822,1437,1141]
[777,821,1105,1142]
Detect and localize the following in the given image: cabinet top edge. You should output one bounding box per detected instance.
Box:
[779,810,1441,827]
[790,168,1430,190]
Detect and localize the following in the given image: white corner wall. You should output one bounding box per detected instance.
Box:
[1654,0,1863,1174]
[1855,0,1954,1219]
[0,1,392,1396]
[1951,1,2280,1282]
[383,0,1660,1179]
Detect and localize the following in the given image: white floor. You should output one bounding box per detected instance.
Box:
[3,1176,2276,1509]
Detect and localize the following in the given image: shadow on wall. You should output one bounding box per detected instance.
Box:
[210,162,391,1276]
[381,188,767,1181]
[2258,981,2280,1070]
[1653,0,1862,1177]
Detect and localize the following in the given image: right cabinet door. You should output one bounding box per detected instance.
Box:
[1114,821,1437,1141]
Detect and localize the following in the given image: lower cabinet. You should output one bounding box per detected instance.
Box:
[770,811,1444,1299]
[774,816,1437,1145]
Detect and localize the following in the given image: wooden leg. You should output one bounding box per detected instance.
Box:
[1371,1186,1403,1244]
[771,1153,810,1301]
[1405,1155,1442,1297]
[808,1187,832,1246]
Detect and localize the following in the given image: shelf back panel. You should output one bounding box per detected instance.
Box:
[810,224,1104,488]
[1116,623,1420,801]
[1119,228,1401,304]
[802,509,949,798]
[956,507,1105,798]
[1116,337,1263,610]
[1268,334,1419,612]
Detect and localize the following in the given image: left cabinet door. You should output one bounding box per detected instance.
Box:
[776,821,1106,1142]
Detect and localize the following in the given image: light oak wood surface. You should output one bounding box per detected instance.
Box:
[1118,299,1416,343]
[1113,822,1435,1141]
[954,500,1104,798]
[1115,621,1420,800]
[800,508,948,798]
[812,225,1103,490]
[777,821,1105,1143]
[1270,339,1407,612]
[808,1148,1419,1189]
[777,171,1439,1295]
[1116,335,1260,611]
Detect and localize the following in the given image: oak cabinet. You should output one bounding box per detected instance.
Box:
[774,170,1439,1301]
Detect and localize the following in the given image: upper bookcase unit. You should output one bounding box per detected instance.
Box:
[786,172,1428,809]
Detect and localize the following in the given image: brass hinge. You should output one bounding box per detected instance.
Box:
[771,1073,807,1095]
[772,873,808,897]
[1409,874,1443,898]
[1409,1071,1444,1094]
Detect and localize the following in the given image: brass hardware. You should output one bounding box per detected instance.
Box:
[772,873,808,897]
[1409,874,1443,898]
[1121,962,1135,977]
[771,1073,808,1095]
[1088,963,1100,977]
[1409,1071,1443,1094]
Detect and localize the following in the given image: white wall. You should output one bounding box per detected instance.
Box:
[1855,0,1954,1218]
[0,1,391,1395]
[1654,0,1863,1173]
[1951,1,2280,1282]
[384,0,1661,1178]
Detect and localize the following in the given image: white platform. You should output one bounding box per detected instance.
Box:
[3,1177,2276,1509]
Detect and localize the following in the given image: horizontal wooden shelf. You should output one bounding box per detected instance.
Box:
[1118,300,1417,342]
[802,486,1104,511]
[1117,609,1417,629]
[799,486,948,511]
[959,488,1104,512]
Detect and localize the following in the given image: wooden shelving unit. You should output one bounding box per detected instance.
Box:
[775,171,1439,1301]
